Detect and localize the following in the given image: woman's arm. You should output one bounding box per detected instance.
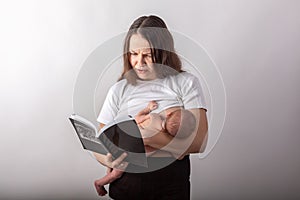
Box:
[186,108,208,153]
[93,123,127,168]
[143,108,208,158]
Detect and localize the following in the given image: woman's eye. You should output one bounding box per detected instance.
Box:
[129,52,151,58]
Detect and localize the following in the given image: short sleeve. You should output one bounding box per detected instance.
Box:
[179,73,207,110]
[97,85,119,124]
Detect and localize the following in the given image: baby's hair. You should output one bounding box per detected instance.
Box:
[165,109,196,138]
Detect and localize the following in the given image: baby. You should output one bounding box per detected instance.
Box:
[135,101,197,154]
[94,101,196,196]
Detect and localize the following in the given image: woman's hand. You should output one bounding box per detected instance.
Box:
[93,152,128,169]
[93,123,128,169]
[104,153,128,169]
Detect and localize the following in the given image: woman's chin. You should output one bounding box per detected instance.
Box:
[138,76,149,80]
[137,74,156,80]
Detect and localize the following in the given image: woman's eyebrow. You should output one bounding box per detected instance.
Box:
[129,49,152,54]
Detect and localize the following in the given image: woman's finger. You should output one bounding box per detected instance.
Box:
[105,153,113,167]
[111,153,127,168]
[115,161,129,171]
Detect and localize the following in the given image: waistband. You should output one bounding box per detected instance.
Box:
[125,155,190,173]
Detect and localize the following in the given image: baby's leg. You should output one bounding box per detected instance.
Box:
[94,169,124,196]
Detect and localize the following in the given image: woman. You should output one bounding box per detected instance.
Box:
[93,15,208,200]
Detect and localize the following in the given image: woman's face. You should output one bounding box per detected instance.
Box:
[129,34,156,80]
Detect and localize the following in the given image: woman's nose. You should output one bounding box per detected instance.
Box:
[137,54,145,66]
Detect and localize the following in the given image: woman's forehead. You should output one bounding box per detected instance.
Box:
[129,34,151,52]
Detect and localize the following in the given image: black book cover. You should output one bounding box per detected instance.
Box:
[69,114,147,167]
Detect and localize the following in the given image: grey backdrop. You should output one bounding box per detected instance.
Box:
[0,0,299,199]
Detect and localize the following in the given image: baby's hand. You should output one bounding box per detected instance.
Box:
[148,100,158,111]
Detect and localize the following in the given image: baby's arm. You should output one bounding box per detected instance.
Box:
[135,100,158,124]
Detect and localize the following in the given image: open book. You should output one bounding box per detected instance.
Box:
[69,114,147,167]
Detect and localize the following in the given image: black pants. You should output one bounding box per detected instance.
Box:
[109,156,190,200]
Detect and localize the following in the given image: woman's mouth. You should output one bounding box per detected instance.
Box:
[136,69,147,74]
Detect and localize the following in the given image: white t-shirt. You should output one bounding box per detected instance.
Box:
[97,72,206,124]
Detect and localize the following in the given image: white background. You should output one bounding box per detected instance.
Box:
[0,0,299,199]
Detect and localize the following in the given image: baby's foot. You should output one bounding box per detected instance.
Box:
[94,181,108,196]
[148,100,158,111]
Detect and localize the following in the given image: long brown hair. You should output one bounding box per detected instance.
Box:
[119,15,183,84]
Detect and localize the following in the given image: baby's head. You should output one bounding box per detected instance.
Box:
[164,109,196,138]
